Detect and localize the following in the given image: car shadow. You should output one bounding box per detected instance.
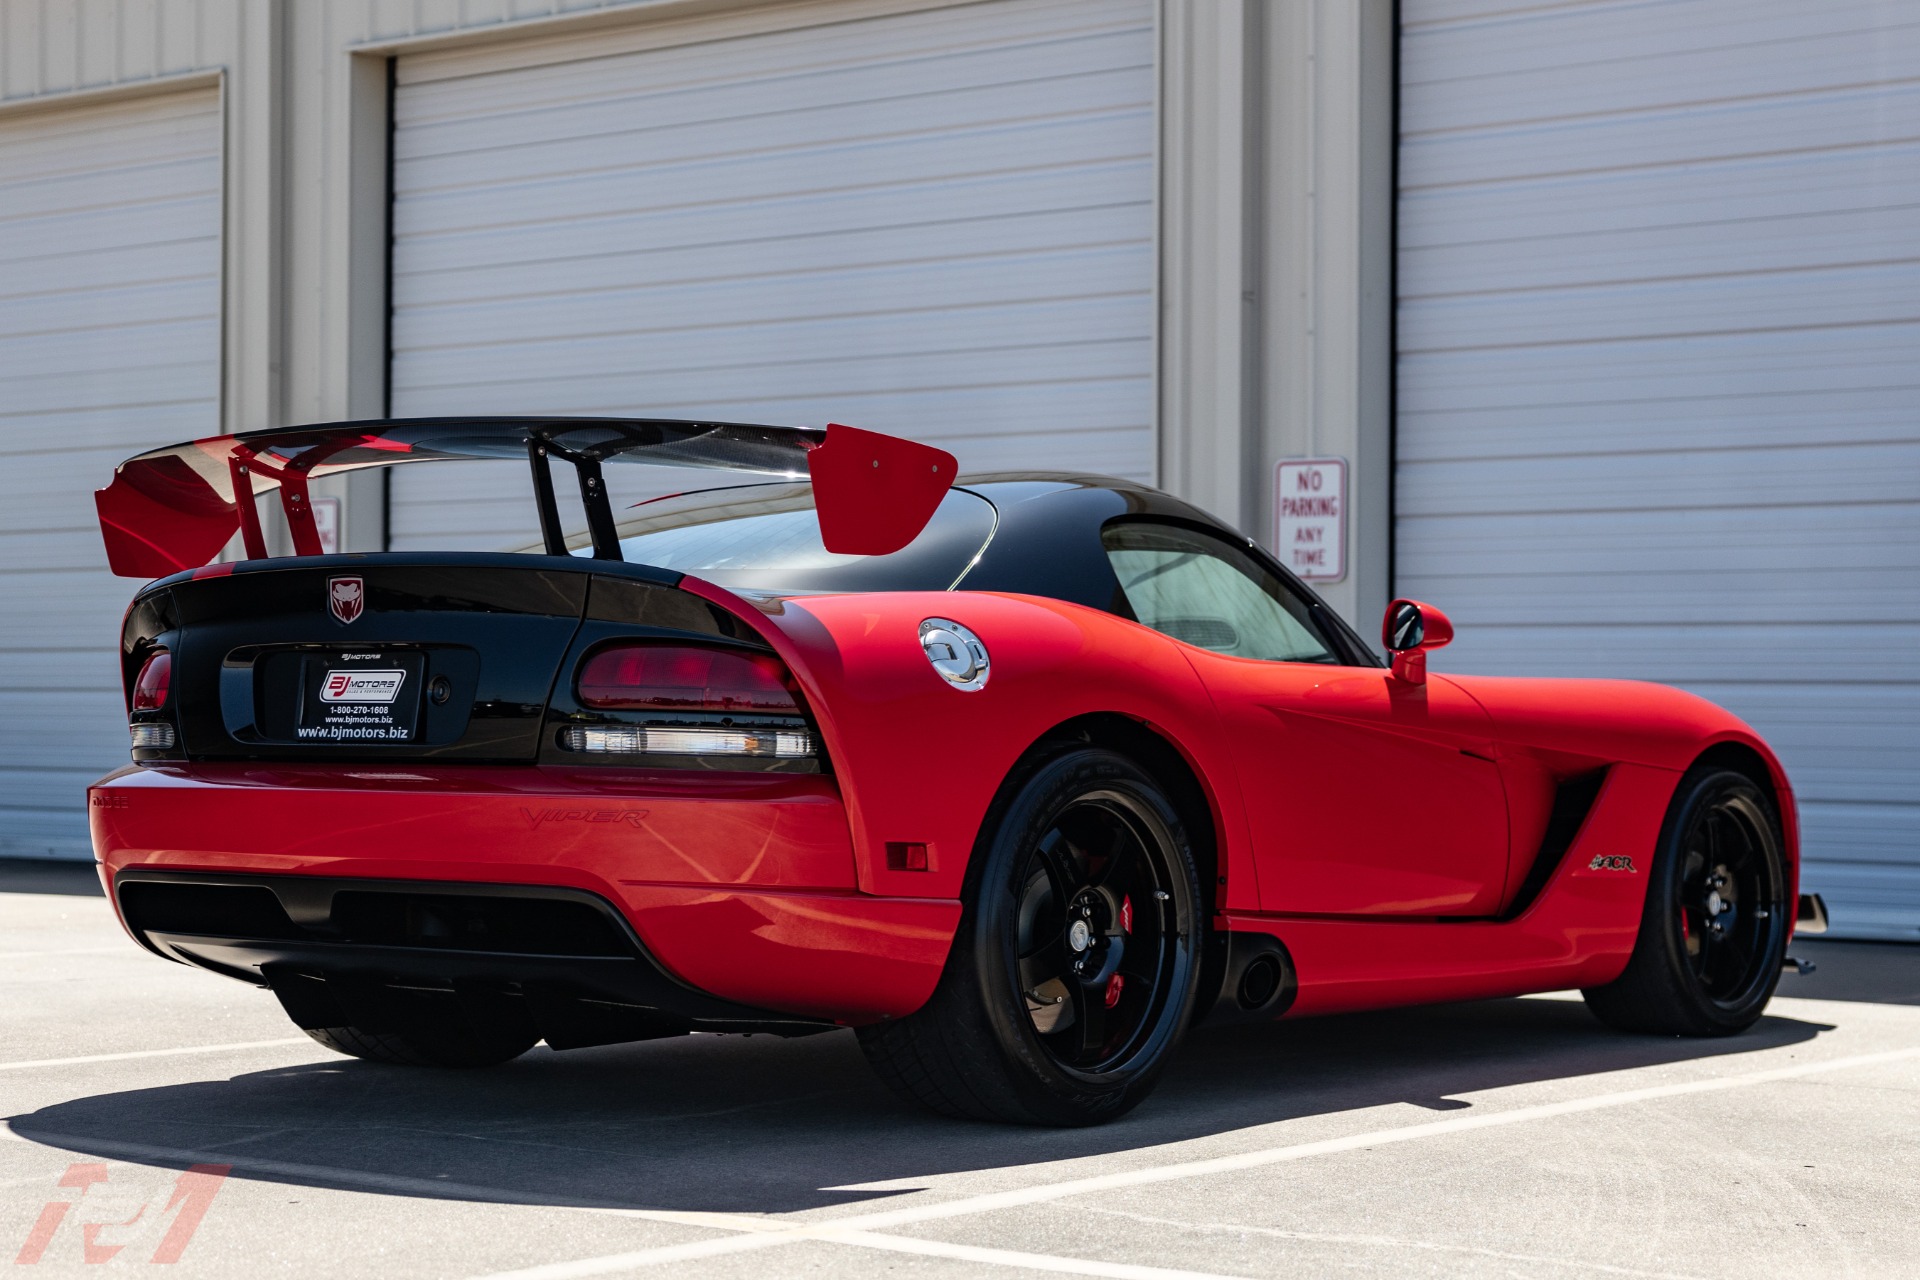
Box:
[8,995,1830,1215]
[0,859,102,897]
[1786,938,1920,1006]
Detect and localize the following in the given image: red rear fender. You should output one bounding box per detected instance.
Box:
[680,581,1255,905]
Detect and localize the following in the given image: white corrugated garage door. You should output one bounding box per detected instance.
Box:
[0,86,222,859]
[387,0,1156,551]
[1396,1,1920,938]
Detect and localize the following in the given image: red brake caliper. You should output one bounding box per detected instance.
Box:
[1105,897,1133,1007]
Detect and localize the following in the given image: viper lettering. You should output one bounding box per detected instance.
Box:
[521,808,649,830]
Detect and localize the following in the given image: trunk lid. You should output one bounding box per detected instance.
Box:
[123,555,756,764]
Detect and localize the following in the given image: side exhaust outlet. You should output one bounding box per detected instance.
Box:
[1196,931,1297,1028]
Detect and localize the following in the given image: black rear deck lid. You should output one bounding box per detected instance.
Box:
[124,554,759,765]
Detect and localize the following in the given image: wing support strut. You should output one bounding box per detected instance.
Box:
[526,437,622,560]
[572,455,622,561]
[526,441,567,557]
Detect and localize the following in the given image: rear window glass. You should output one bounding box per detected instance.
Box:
[545,484,995,594]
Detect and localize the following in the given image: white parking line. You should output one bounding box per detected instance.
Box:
[1,1131,1231,1279]
[810,1228,1248,1279]
[459,1044,1920,1278]
[0,1038,311,1073]
[450,1223,1245,1280]
[815,1045,1920,1231]
[12,1043,1912,1279]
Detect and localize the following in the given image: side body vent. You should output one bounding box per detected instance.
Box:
[1503,768,1609,920]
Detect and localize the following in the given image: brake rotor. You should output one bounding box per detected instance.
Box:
[1027,978,1073,1034]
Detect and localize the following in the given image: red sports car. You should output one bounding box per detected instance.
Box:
[89,418,1825,1125]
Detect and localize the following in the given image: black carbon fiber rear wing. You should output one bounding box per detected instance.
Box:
[95,417,956,578]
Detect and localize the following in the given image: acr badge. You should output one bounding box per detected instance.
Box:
[328,576,365,625]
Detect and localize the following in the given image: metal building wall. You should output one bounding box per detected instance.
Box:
[384,0,1158,551]
[0,0,639,858]
[0,85,220,856]
[1396,0,1920,938]
[0,0,1392,859]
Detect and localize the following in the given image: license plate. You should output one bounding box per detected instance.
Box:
[298,652,424,744]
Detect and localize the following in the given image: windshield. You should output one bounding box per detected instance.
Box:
[533,484,996,594]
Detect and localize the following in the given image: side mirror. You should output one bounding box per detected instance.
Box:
[1382,598,1453,685]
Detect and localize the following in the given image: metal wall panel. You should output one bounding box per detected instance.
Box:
[0,0,223,102]
[1397,0,1920,937]
[388,0,1156,550]
[0,85,221,857]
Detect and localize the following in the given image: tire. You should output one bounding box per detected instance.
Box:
[1582,766,1789,1036]
[858,747,1203,1125]
[303,1023,537,1068]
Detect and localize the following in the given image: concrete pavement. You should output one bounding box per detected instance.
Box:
[3,860,1915,1278]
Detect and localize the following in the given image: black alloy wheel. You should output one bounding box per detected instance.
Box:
[1013,797,1184,1074]
[1584,767,1789,1036]
[858,747,1202,1125]
[1676,791,1781,1004]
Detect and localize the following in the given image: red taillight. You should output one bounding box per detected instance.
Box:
[577,644,799,713]
[132,650,171,711]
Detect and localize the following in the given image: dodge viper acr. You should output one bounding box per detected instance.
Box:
[88,417,1826,1125]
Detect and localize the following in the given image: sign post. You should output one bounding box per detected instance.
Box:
[1274,457,1346,582]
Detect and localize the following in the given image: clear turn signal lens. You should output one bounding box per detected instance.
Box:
[129,723,176,750]
[561,725,812,758]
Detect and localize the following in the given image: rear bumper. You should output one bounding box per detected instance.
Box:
[90,763,961,1025]
[115,868,835,1043]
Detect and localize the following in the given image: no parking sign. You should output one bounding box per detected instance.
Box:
[1275,457,1346,582]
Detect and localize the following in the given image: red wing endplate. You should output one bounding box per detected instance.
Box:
[804,422,960,556]
[95,417,957,578]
